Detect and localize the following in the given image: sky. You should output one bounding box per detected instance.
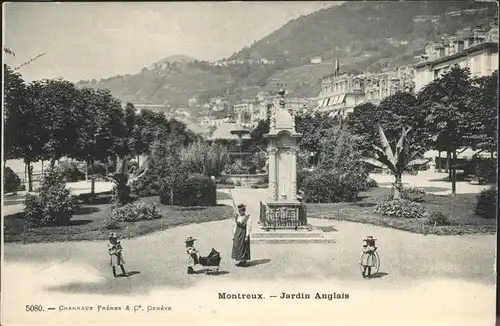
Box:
[3,1,340,83]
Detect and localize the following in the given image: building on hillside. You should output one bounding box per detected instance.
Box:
[133,104,167,113]
[311,56,323,64]
[283,98,310,116]
[414,21,499,93]
[234,100,261,127]
[315,65,415,118]
[234,93,309,127]
[412,15,440,23]
[188,97,197,107]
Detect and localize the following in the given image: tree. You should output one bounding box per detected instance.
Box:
[345,102,381,155]
[416,66,476,194]
[30,79,81,167]
[249,118,270,151]
[4,65,44,191]
[362,125,430,199]
[3,65,27,163]
[72,88,125,195]
[123,102,137,160]
[295,112,339,161]
[180,141,230,177]
[345,92,427,156]
[153,139,188,205]
[470,70,498,157]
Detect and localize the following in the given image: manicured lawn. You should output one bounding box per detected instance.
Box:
[306,187,496,235]
[3,192,233,244]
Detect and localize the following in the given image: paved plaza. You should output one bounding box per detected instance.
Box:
[2,185,496,325]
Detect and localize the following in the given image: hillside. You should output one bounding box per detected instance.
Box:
[155,54,197,65]
[78,1,496,107]
[229,1,496,66]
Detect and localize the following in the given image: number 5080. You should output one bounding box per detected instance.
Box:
[26,305,43,312]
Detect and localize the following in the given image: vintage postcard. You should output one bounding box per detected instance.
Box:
[2,1,497,325]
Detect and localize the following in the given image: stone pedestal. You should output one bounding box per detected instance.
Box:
[260,90,306,230]
[252,89,335,244]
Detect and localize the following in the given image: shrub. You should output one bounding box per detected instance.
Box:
[131,170,161,197]
[475,187,497,219]
[473,159,496,183]
[252,151,267,172]
[297,170,308,190]
[57,160,85,182]
[180,141,230,177]
[87,161,107,176]
[3,167,21,193]
[24,168,77,226]
[102,219,122,230]
[159,174,216,206]
[224,162,248,174]
[427,211,451,226]
[373,199,427,219]
[110,202,161,222]
[365,178,378,188]
[302,169,364,203]
[401,187,425,201]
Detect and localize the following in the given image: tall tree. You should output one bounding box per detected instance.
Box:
[416,66,476,195]
[152,139,188,205]
[249,118,270,151]
[295,112,339,161]
[345,102,381,155]
[470,70,498,157]
[30,79,81,167]
[4,65,44,191]
[72,88,124,195]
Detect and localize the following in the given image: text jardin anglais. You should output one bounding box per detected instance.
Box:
[219,292,349,300]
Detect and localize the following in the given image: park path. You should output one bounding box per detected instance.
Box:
[2,186,496,325]
[370,171,492,195]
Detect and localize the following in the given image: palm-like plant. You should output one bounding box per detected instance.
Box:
[361,124,430,199]
[103,155,150,205]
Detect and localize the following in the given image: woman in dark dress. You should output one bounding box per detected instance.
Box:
[231,203,252,266]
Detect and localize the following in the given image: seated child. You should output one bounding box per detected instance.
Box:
[360,236,377,279]
[185,236,199,274]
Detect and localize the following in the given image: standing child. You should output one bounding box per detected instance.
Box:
[360,236,377,279]
[185,237,199,274]
[108,232,127,278]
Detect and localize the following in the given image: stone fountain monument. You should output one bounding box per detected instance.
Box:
[262,88,305,229]
[251,88,335,244]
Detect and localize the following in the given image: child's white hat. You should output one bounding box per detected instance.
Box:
[363,236,377,241]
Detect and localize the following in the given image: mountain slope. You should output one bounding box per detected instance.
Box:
[80,1,496,107]
[229,1,496,66]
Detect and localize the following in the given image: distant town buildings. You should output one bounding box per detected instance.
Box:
[209,58,275,67]
[188,97,197,107]
[315,65,415,118]
[310,56,323,64]
[414,21,499,92]
[232,91,311,128]
[412,15,440,24]
[314,19,498,117]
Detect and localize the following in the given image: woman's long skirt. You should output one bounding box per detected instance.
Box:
[232,225,250,261]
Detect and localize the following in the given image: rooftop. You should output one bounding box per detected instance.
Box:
[207,122,251,141]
